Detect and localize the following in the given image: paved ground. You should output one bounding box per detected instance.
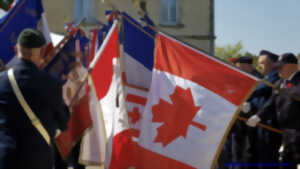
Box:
[86,166,104,169]
[69,165,104,169]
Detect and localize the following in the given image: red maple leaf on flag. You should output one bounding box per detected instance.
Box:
[152,86,206,147]
[128,107,141,124]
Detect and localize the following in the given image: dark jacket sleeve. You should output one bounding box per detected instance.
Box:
[247,83,273,113]
[289,82,300,99]
[257,92,277,121]
[248,72,279,112]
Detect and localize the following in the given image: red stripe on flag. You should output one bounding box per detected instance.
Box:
[190,121,207,131]
[109,129,195,169]
[91,25,119,100]
[55,85,92,159]
[155,34,257,106]
[126,94,147,106]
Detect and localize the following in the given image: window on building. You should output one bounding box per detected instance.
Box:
[74,0,97,24]
[160,0,181,26]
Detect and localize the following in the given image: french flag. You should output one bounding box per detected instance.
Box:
[120,13,155,141]
[121,12,156,89]
[0,0,53,66]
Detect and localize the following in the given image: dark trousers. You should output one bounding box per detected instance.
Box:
[257,123,282,169]
[280,145,300,169]
[232,123,259,169]
[55,140,85,169]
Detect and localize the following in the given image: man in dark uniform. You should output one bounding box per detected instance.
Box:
[233,56,263,77]
[0,29,70,169]
[247,53,300,169]
[242,50,281,168]
[229,56,263,169]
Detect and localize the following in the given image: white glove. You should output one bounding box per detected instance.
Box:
[55,129,61,138]
[246,115,261,127]
[241,102,251,114]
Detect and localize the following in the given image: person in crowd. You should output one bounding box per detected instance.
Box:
[247,53,300,169]
[243,50,282,168]
[230,56,263,169]
[233,56,262,77]
[55,54,87,169]
[0,28,70,169]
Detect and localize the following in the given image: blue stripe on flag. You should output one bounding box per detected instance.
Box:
[0,0,44,64]
[121,12,155,71]
[44,34,77,82]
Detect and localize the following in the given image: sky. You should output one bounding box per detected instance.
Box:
[215,0,300,55]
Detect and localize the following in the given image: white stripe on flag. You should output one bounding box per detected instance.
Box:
[123,52,152,89]
[139,70,237,169]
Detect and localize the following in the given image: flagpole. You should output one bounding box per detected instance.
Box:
[40,18,87,69]
[238,116,283,134]
[121,14,155,39]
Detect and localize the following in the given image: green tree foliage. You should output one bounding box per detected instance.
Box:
[0,0,13,11]
[297,53,300,69]
[215,41,259,68]
[215,41,244,61]
[215,41,257,61]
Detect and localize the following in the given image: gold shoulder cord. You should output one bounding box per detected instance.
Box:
[8,69,51,146]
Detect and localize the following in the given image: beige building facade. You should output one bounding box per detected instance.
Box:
[43,0,215,54]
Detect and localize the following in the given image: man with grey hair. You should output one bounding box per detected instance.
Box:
[247,53,300,169]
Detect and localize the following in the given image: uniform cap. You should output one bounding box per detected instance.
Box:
[275,53,298,68]
[232,56,253,64]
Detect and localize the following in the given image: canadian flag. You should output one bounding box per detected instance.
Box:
[128,33,257,169]
[79,21,120,165]
[78,75,107,165]
[85,20,139,169]
[89,21,136,169]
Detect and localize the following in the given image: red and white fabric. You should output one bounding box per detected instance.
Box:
[55,64,93,159]
[132,32,259,169]
[79,75,107,165]
[79,21,119,165]
[125,86,147,132]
